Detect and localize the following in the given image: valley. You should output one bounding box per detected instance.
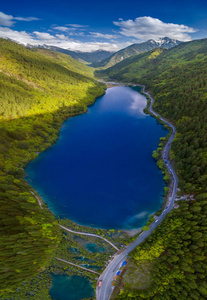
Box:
[0,36,207,300]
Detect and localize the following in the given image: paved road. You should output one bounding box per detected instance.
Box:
[96,85,178,300]
[59,224,119,251]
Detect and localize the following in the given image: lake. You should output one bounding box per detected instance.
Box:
[26,86,168,229]
[49,274,95,300]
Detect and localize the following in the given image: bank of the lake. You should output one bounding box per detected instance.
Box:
[26,86,168,230]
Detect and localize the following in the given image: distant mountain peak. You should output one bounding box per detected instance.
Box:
[94,37,182,68]
[27,45,115,64]
[148,37,181,47]
[149,39,156,44]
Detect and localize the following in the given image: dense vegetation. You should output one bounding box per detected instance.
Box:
[2,218,129,299]
[117,199,207,299]
[0,38,105,296]
[99,38,207,299]
[95,48,165,80]
[1,36,207,299]
[93,37,181,69]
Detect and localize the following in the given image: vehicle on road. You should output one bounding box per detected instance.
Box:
[121,261,127,267]
[155,219,158,223]
[98,280,102,287]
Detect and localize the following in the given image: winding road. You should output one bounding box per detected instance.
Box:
[96,85,178,300]
[58,224,119,251]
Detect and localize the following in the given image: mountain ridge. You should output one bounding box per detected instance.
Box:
[27,37,182,67]
[27,44,114,64]
[92,37,182,68]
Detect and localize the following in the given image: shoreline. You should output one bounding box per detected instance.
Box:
[96,84,178,300]
[26,84,167,238]
[24,80,170,238]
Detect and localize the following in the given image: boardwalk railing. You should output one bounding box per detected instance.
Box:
[55,257,100,275]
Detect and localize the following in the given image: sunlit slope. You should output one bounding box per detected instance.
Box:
[95,48,165,81]
[0,39,105,119]
[0,38,105,296]
[93,41,160,69]
[32,48,95,77]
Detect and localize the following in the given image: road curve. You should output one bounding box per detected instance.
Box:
[58,224,119,251]
[96,85,178,300]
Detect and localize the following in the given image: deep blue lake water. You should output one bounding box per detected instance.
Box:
[49,275,94,300]
[26,86,168,229]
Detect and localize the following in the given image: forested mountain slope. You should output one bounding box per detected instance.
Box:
[100,39,207,299]
[96,47,165,80]
[93,37,181,68]
[31,47,96,77]
[30,45,114,64]
[0,38,105,296]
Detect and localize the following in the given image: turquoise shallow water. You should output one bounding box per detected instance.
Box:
[26,86,168,229]
[49,275,95,300]
[85,243,105,253]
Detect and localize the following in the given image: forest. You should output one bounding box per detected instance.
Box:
[0,38,105,296]
[98,39,207,299]
[1,36,207,299]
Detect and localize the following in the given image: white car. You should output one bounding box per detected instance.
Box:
[155,220,158,223]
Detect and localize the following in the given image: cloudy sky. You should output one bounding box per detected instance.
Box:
[0,0,206,52]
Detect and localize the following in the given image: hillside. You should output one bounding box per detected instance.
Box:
[103,38,207,299]
[31,48,96,77]
[0,38,105,296]
[30,45,114,64]
[96,47,165,80]
[93,37,182,68]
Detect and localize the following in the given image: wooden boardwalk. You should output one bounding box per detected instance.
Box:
[55,257,100,275]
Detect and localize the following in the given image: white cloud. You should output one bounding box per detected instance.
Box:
[14,16,40,22]
[66,24,88,28]
[55,34,67,40]
[33,31,55,40]
[0,26,33,44]
[52,25,86,36]
[89,32,118,39]
[0,12,14,26]
[113,16,197,41]
[0,26,130,52]
[0,11,40,27]
[53,26,70,32]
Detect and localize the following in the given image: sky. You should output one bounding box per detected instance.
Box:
[0,0,206,52]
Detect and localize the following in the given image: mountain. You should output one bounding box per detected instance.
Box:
[0,38,105,295]
[28,44,114,64]
[99,38,207,300]
[93,37,182,68]
[96,47,166,80]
